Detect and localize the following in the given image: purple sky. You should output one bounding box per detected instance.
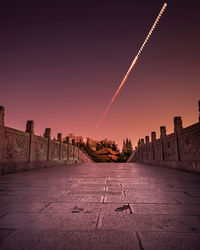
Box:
[1,0,200,149]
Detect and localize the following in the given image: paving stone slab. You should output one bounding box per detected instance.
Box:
[130,204,200,215]
[168,196,200,205]
[70,186,105,191]
[104,195,123,203]
[106,187,123,191]
[0,229,16,246]
[123,185,159,192]
[0,229,140,250]
[0,190,65,197]
[0,213,98,229]
[0,186,55,191]
[100,214,200,232]
[55,195,103,203]
[105,183,121,187]
[122,195,179,204]
[138,231,200,250]
[0,202,50,213]
[1,163,200,249]
[0,196,38,202]
[42,202,131,214]
[186,191,200,198]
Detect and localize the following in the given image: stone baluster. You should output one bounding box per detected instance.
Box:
[145,136,149,160]
[44,128,51,161]
[151,132,156,160]
[57,133,62,160]
[26,120,34,162]
[160,126,166,161]
[174,117,183,162]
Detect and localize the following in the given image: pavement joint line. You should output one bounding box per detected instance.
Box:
[170,196,182,204]
[96,213,103,229]
[153,186,164,192]
[128,204,134,214]
[0,213,8,218]
[60,190,70,196]
[135,231,144,250]
[134,229,200,233]
[101,201,184,204]
[100,196,104,203]
[183,191,194,197]
[122,190,126,197]
[39,202,52,212]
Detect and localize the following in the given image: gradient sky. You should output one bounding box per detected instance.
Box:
[1,0,200,149]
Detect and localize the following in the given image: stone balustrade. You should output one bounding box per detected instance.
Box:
[0,106,92,175]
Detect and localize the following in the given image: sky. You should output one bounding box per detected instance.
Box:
[0,0,200,149]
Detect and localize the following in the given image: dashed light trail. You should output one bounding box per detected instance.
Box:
[92,2,167,136]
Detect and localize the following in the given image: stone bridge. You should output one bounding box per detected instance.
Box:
[0,104,200,249]
[0,162,200,250]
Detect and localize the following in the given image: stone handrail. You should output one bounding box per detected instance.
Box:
[128,101,200,174]
[0,106,92,175]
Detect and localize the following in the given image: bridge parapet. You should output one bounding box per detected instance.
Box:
[0,107,92,175]
[128,101,200,174]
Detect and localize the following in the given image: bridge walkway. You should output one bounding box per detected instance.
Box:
[0,163,200,249]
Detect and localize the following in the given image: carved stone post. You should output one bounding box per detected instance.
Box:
[77,142,80,161]
[160,126,166,161]
[57,133,62,160]
[141,139,144,162]
[145,136,149,160]
[138,139,142,162]
[137,139,141,162]
[0,106,5,160]
[44,128,51,161]
[151,132,156,160]
[66,137,70,160]
[135,147,138,162]
[26,120,34,162]
[174,117,183,162]
[198,100,200,122]
[72,139,75,159]
[0,106,4,127]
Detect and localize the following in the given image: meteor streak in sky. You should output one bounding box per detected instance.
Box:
[92,2,167,137]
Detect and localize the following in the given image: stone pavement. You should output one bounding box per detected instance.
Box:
[0,163,200,250]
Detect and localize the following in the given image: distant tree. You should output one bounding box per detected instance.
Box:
[122,140,126,154]
[79,142,86,151]
[86,139,91,153]
[127,139,133,152]
[121,138,133,162]
[112,142,119,152]
[96,142,103,151]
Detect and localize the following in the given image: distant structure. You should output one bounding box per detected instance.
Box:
[86,138,116,152]
[64,134,86,144]
[63,135,115,152]
[128,101,200,174]
[95,147,120,162]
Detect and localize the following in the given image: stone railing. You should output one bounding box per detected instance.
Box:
[0,106,92,175]
[128,100,200,174]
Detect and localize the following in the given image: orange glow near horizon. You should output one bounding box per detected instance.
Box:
[92,3,168,137]
[1,1,200,150]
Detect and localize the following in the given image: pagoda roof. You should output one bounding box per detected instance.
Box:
[96,147,120,156]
